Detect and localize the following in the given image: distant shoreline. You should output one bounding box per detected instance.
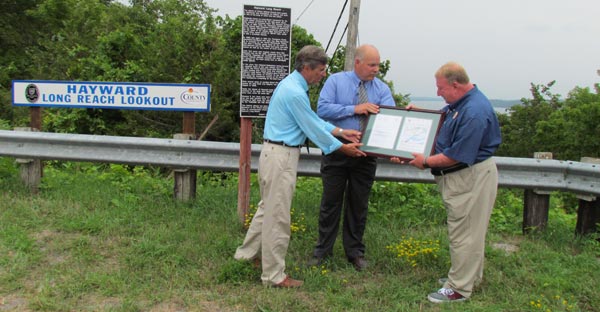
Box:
[410,97,520,108]
[410,98,520,114]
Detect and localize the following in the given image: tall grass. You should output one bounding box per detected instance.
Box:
[1,157,599,311]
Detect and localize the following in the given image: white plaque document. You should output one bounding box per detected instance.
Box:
[366,114,403,149]
[359,107,445,160]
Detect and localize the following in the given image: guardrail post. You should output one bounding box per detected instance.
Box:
[576,196,599,237]
[14,127,42,193]
[522,152,553,233]
[575,157,600,237]
[173,134,196,201]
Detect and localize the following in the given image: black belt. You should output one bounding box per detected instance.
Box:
[431,162,470,176]
[264,139,301,148]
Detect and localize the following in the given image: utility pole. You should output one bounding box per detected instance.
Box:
[344,0,361,71]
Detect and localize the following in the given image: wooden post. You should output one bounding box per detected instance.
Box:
[576,197,600,237]
[174,112,197,201]
[575,157,600,237]
[522,152,553,233]
[343,0,361,71]
[237,117,252,224]
[16,107,43,194]
[182,112,195,134]
[14,127,42,193]
[523,189,550,233]
[30,107,43,181]
[30,107,42,130]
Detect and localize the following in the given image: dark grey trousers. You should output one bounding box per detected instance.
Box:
[313,152,377,260]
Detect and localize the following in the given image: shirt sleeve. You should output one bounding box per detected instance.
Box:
[288,94,342,155]
[375,80,396,107]
[317,77,356,120]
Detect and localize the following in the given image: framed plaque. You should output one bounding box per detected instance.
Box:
[359,107,445,160]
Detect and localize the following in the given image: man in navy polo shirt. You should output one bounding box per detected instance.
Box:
[393,61,501,303]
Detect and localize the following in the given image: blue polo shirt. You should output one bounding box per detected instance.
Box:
[317,71,396,130]
[263,70,342,155]
[435,85,502,165]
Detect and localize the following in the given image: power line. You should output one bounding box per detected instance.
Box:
[318,23,348,90]
[294,0,317,25]
[325,0,349,54]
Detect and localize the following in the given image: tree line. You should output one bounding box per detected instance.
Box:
[1,0,599,161]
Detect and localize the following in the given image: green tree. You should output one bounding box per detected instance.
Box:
[0,0,46,125]
[1,0,408,142]
[497,81,562,157]
[534,85,600,160]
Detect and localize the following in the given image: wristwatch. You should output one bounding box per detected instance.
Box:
[423,157,430,168]
[338,128,344,136]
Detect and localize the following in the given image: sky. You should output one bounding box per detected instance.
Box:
[203,0,600,100]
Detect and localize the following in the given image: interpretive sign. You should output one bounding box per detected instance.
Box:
[240,5,291,117]
[360,107,445,160]
[12,80,211,112]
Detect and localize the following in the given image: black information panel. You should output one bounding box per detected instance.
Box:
[240,5,291,118]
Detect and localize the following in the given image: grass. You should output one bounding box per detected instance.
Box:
[1,157,599,311]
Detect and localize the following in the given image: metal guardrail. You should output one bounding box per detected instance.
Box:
[1,129,599,196]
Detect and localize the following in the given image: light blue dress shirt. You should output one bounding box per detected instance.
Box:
[317,71,396,130]
[263,70,342,155]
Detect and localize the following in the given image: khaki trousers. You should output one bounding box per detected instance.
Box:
[234,143,300,285]
[434,157,498,298]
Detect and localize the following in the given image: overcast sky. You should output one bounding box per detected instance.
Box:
[204,0,600,100]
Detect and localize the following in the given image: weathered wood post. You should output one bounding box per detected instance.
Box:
[173,112,196,201]
[575,157,600,237]
[14,127,42,193]
[522,152,553,233]
[237,118,252,224]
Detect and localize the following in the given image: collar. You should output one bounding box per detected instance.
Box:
[447,84,478,111]
[291,70,309,92]
[351,71,369,86]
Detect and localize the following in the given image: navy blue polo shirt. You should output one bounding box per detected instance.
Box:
[435,85,502,165]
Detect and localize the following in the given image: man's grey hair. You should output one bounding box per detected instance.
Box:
[435,61,470,84]
[294,45,328,72]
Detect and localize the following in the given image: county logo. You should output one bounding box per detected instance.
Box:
[180,88,207,106]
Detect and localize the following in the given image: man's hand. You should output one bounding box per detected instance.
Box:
[340,129,361,143]
[408,152,426,169]
[354,103,380,115]
[338,142,366,157]
[391,152,426,169]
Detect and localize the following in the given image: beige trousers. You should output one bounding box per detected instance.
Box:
[435,157,498,298]
[234,143,300,285]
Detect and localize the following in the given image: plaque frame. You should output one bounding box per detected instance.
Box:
[359,107,445,160]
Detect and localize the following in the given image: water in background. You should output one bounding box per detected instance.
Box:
[410,100,446,110]
[410,100,510,114]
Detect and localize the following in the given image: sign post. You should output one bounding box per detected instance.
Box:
[238,5,291,224]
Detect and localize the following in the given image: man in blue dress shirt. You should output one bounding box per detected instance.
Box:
[234,45,366,288]
[309,44,396,271]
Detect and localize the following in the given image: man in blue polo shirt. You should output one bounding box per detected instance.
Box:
[393,61,501,303]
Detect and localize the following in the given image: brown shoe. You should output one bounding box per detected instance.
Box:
[307,256,325,267]
[349,256,368,271]
[272,276,303,288]
[252,258,261,269]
